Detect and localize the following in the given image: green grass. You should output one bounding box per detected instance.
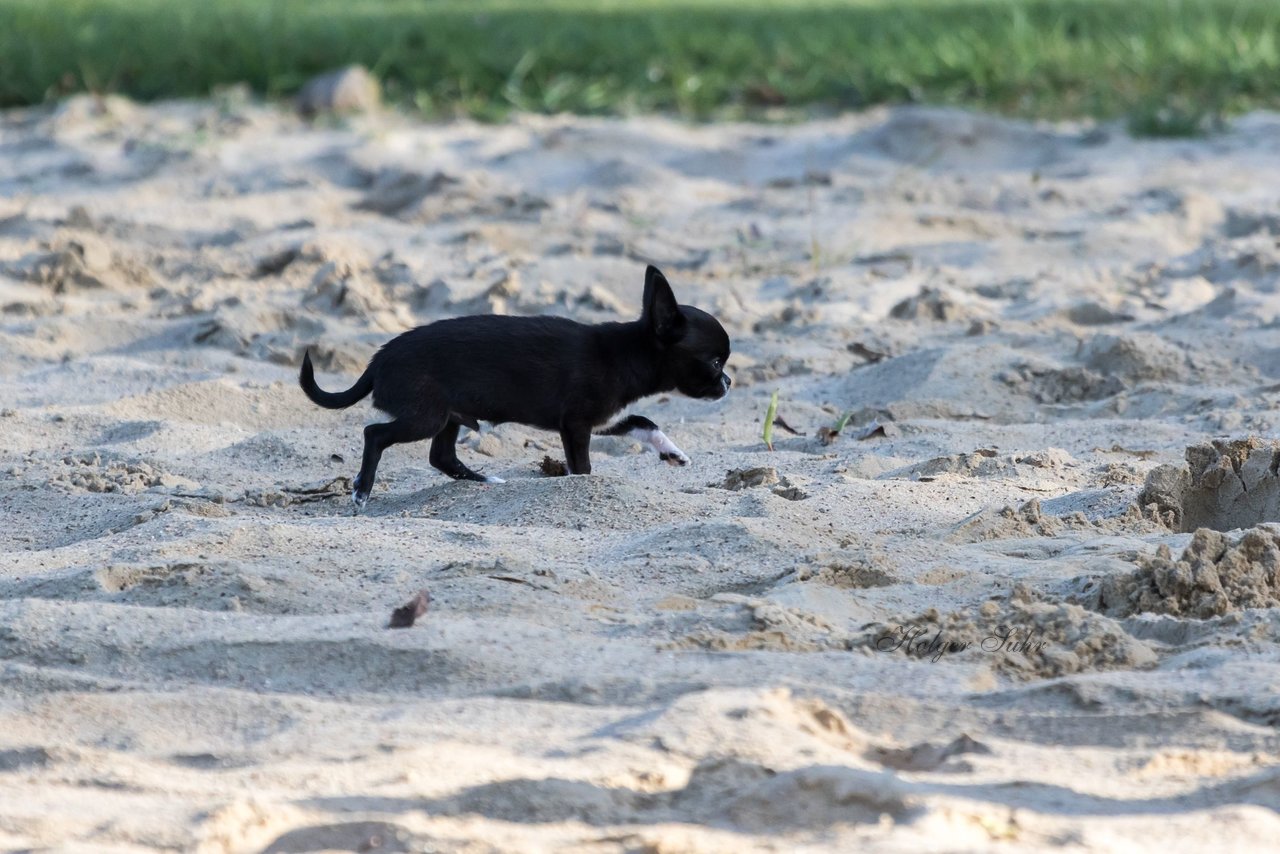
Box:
[1,0,1278,132]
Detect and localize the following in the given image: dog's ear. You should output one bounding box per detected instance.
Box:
[642,265,684,342]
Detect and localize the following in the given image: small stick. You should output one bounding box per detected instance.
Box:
[772,414,806,436]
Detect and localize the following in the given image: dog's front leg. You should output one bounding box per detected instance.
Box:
[559,423,592,475]
[596,414,690,467]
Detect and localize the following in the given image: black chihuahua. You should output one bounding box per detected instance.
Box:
[300,265,731,506]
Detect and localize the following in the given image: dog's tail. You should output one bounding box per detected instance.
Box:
[299,349,374,409]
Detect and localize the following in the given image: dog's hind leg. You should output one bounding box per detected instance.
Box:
[353,415,446,507]
[430,417,503,483]
[596,414,690,467]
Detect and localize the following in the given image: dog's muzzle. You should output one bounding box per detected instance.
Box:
[713,373,731,399]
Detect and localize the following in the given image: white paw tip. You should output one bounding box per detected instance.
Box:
[485,476,506,484]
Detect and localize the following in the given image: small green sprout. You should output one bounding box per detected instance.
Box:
[762,390,779,451]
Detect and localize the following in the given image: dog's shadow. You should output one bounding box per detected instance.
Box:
[346,472,700,532]
[355,478,501,519]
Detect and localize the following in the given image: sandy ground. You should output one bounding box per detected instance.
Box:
[3,94,1280,852]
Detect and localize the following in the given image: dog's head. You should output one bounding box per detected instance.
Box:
[642,265,731,400]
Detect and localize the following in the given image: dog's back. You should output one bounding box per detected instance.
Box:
[370,315,602,429]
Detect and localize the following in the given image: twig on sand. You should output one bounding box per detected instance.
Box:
[772,414,806,436]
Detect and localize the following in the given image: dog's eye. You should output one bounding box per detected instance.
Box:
[711,358,722,371]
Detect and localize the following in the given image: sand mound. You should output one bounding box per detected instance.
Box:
[409,267,532,317]
[409,681,921,829]
[354,168,458,216]
[5,235,154,293]
[104,379,315,430]
[2,487,175,551]
[828,338,1192,422]
[832,344,1026,419]
[895,449,1015,480]
[789,548,899,589]
[1080,333,1188,384]
[666,597,846,653]
[871,733,991,772]
[609,688,870,763]
[1096,527,1280,618]
[609,515,837,600]
[1006,362,1127,405]
[0,598,531,695]
[192,299,364,369]
[714,466,808,499]
[948,498,1090,542]
[48,451,186,494]
[1,559,321,615]
[888,286,991,325]
[261,821,415,854]
[860,592,1156,679]
[424,758,915,831]
[303,259,412,331]
[1172,230,1280,290]
[948,485,1161,542]
[855,107,1073,171]
[683,761,917,831]
[1139,437,1280,531]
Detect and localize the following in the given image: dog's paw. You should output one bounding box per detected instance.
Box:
[484,475,506,484]
[645,430,690,467]
[351,477,369,510]
[659,450,691,467]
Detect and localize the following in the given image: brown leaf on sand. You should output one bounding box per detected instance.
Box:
[539,456,568,477]
[388,590,430,629]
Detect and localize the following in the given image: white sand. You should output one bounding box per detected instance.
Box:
[3,95,1280,852]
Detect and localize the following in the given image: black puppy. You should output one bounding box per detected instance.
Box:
[300,265,731,506]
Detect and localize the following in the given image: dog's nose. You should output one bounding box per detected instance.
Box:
[723,374,732,388]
